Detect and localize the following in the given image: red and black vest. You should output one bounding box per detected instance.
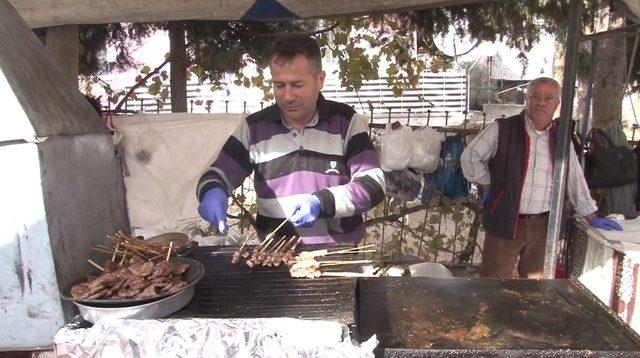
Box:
[483,111,557,239]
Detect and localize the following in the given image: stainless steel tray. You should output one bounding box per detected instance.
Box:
[75,283,195,323]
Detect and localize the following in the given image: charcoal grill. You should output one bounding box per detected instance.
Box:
[357,277,640,357]
[172,246,357,326]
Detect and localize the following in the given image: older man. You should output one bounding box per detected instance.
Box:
[461,77,622,278]
[196,35,385,244]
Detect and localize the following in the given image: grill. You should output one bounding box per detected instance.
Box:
[172,246,357,326]
[357,277,640,357]
[166,247,640,356]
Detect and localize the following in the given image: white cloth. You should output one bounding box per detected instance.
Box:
[113,113,243,237]
[589,216,640,245]
[580,216,640,261]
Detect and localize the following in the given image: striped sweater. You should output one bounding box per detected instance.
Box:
[196,94,385,244]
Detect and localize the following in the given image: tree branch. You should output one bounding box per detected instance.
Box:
[113,41,193,113]
[250,21,341,37]
[229,193,256,229]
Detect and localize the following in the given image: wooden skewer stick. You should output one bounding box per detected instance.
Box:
[91,247,118,255]
[111,243,120,262]
[272,236,288,253]
[321,271,378,278]
[317,259,373,267]
[87,259,104,272]
[325,250,377,256]
[290,236,302,250]
[119,251,128,265]
[280,236,298,252]
[266,215,292,240]
[328,244,377,255]
[266,236,286,254]
[238,239,248,253]
[260,234,282,254]
[165,241,173,261]
[258,235,275,251]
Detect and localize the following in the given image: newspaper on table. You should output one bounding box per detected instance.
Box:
[54,317,376,358]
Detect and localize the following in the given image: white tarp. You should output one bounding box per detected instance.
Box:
[112,113,242,238]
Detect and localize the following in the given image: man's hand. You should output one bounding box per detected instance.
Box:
[197,187,228,234]
[289,195,321,228]
[481,191,490,207]
[587,215,623,231]
[480,185,490,207]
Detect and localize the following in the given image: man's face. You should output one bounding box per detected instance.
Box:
[525,82,560,130]
[270,54,325,127]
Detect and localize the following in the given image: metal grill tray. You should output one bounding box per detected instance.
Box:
[357,277,640,356]
[172,246,358,325]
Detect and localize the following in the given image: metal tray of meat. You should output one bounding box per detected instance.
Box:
[60,258,204,307]
[74,282,197,323]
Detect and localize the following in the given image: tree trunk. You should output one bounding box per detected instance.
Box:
[592,1,626,128]
[169,22,188,113]
[552,38,565,119]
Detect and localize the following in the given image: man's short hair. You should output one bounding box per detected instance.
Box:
[526,77,561,100]
[270,35,322,73]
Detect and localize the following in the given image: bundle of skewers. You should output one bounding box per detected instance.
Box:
[230,218,379,278]
[73,232,189,300]
[230,216,300,267]
[231,234,302,268]
[91,231,177,264]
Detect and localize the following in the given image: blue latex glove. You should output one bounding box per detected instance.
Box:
[587,216,623,231]
[197,187,228,234]
[289,195,321,228]
[481,191,490,207]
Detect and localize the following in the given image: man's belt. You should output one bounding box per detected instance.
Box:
[518,211,549,220]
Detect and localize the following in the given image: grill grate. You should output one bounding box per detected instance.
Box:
[172,246,357,325]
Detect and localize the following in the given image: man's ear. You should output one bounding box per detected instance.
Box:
[317,70,326,89]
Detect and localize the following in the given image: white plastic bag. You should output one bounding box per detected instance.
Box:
[410,126,445,173]
[380,123,413,171]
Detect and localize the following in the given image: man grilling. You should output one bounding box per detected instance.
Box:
[196,35,385,245]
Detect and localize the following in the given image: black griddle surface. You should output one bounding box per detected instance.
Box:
[357,278,640,355]
[172,246,357,325]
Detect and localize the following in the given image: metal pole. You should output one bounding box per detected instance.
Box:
[578,40,596,166]
[543,0,583,279]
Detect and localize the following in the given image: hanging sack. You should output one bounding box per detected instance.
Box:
[584,129,637,188]
[422,134,469,201]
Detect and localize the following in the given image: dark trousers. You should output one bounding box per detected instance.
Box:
[479,215,549,278]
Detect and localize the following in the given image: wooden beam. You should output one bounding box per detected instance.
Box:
[45,25,79,85]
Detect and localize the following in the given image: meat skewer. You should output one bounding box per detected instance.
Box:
[283,236,301,266]
[231,239,248,264]
[265,215,292,241]
[289,257,373,278]
[261,236,287,267]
